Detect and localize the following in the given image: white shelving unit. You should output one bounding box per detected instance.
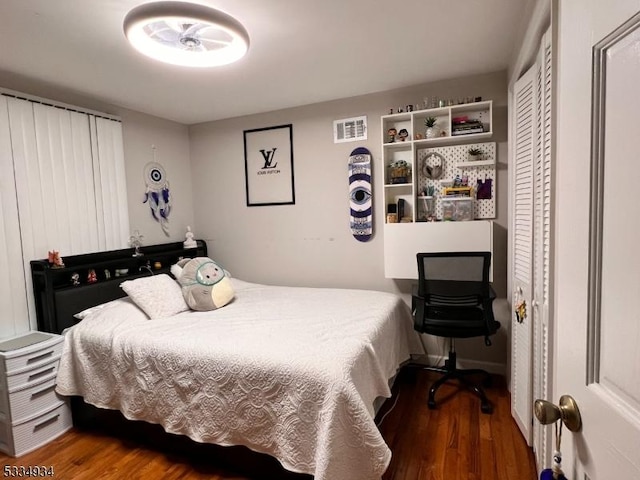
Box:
[380,100,497,279]
[381,100,493,222]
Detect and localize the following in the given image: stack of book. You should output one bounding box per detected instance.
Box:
[451,116,484,136]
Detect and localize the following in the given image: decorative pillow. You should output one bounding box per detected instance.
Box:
[74,298,125,320]
[170,257,235,311]
[120,274,189,319]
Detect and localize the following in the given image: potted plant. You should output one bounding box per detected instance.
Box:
[424,117,437,138]
[467,147,484,161]
[389,160,411,184]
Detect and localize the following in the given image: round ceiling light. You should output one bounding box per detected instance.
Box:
[123,1,249,67]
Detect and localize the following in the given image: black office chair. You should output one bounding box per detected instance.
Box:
[412,251,500,414]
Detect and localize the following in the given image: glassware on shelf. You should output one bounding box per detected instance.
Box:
[419,195,435,222]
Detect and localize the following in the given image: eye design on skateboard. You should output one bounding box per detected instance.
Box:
[348,147,373,242]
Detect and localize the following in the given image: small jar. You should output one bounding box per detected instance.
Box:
[154,261,162,270]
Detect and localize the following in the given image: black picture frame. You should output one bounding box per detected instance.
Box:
[243,124,295,206]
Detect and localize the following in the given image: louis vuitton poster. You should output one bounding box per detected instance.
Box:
[244,124,295,206]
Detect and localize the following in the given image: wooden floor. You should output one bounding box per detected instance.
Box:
[0,368,536,479]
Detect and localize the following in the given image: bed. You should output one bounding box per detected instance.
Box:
[35,241,423,480]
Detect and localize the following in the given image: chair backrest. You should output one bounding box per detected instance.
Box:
[416,251,491,300]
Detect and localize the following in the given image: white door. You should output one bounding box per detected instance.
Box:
[531,28,553,473]
[511,64,536,444]
[554,1,640,478]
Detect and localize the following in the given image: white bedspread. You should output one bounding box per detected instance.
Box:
[56,279,423,480]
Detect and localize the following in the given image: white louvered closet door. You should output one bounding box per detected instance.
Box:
[0,97,29,338]
[511,61,537,444]
[532,29,553,473]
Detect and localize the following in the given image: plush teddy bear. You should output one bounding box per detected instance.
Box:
[170,257,234,311]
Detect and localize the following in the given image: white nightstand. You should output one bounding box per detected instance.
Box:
[0,332,72,456]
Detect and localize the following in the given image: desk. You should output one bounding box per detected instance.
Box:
[384,221,494,280]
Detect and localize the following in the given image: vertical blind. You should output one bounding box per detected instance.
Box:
[0,94,129,336]
[0,96,29,338]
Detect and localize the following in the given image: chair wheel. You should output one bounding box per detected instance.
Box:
[481,403,493,414]
[427,399,437,409]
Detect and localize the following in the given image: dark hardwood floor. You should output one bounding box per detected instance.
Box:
[0,368,536,479]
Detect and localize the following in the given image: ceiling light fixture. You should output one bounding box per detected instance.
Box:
[123,1,249,67]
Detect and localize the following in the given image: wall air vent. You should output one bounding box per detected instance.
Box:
[333,115,367,143]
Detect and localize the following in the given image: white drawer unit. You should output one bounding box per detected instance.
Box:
[0,332,72,457]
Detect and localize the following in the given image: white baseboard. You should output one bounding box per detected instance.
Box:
[410,353,506,376]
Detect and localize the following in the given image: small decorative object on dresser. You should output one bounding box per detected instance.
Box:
[47,251,64,268]
[0,332,72,457]
[129,230,144,257]
[183,226,197,249]
[87,269,97,284]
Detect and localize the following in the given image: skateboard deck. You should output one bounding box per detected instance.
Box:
[348,147,372,242]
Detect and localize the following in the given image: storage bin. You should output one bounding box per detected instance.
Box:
[441,197,474,221]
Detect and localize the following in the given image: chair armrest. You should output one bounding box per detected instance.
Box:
[412,294,426,332]
[488,285,497,300]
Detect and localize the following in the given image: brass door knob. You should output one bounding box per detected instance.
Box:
[534,395,582,432]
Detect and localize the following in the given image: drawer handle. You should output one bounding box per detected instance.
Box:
[28,366,55,383]
[31,385,55,399]
[27,351,54,364]
[33,414,59,431]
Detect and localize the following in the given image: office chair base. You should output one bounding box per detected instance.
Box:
[425,353,494,414]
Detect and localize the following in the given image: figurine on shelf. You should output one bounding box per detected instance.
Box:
[129,230,144,257]
[184,226,197,249]
[71,272,80,286]
[398,129,409,141]
[48,250,65,268]
[87,269,97,284]
[387,128,397,143]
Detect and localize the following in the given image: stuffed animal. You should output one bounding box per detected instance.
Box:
[171,257,234,311]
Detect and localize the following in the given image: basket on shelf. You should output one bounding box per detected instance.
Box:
[389,160,411,184]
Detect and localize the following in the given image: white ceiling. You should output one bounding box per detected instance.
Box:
[0,0,529,125]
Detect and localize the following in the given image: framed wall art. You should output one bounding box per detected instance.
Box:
[243,124,295,206]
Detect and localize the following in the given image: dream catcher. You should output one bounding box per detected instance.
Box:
[422,152,444,180]
[143,146,171,236]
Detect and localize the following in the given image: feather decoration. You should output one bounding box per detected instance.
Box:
[142,147,171,236]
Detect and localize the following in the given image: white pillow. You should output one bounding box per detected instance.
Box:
[74,298,125,320]
[120,274,189,319]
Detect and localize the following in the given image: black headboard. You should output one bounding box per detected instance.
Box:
[30,240,207,334]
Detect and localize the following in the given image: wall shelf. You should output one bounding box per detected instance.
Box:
[380,100,496,279]
[457,159,496,168]
[381,100,493,223]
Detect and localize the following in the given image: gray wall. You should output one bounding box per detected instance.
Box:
[189,70,510,372]
[0,69,510,372]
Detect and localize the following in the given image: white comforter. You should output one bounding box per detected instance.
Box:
[56,279,423,480]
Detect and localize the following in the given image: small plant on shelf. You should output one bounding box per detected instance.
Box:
[424,117,437,138]
[389,160,411,184]
[424,117,437,128]
[467,147,484,161]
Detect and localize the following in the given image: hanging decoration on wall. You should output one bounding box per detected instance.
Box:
[422,152,444,180]
[142,145,171,236]
[348,147,373,242]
